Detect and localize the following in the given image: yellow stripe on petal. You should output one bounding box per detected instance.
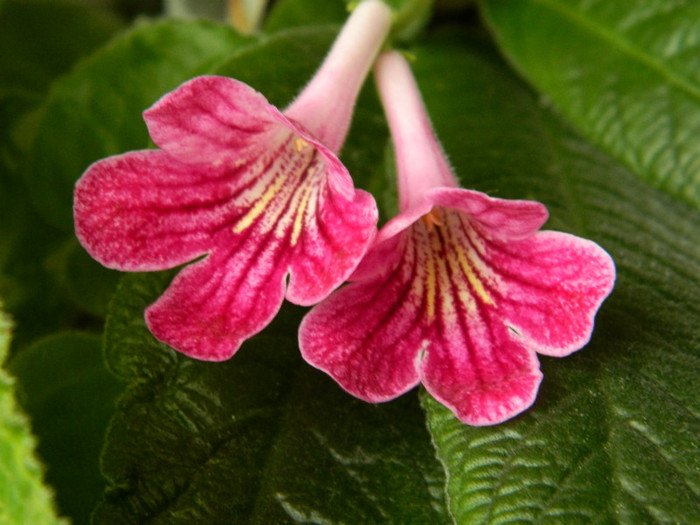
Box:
[294,137,309,152]
[232,172,287,234]
[415,207,495,326]
[455,244,494,307]
[290,183,314,246]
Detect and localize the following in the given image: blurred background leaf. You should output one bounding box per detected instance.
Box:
[8,332,123,524]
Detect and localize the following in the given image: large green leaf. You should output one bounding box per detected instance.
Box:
[9,332,124,524]
[414,30,700,524]
[95,273,448,524]
[49,239,122,318]
[480,0,700,209]
[25,18,256,231]
[0,306,66,525]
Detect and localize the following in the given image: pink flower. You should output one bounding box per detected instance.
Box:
[74,1,393,360]
[299,52,616,426]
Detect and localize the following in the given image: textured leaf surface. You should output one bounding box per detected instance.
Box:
[480,0,700,208]
[95,273,448,524]
[26,18,255,231]
[9,332,123,524]
[415,30,700,524]
[0,306,66,525]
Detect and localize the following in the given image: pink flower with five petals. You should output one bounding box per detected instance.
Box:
[74,1,392,360]
[299,51,616,426]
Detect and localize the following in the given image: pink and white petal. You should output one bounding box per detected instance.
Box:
[145,231,290,361]
[475,228,616,357]
[349,201,433,282]
[420,314,542,426]
[144,75,280,167]
[299,233,427,402]
[74,150,239,271]
[404,211,543,426]
[430,187,549,240]
[286,174,377,305]
[273,112,357,201]
[349,231,405,282]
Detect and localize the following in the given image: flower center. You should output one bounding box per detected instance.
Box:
[420,208,443,231]
[294,136,310,152]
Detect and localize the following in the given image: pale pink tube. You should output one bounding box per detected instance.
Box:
[374,51,458,211]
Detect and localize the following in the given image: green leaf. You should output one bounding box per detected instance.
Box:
[0,0,124,97]
[9,332,124,524]
[0,306,67,525]
[95,273,448,524]
[414,30,700,524]
[264,0,346,32]
[0,215,83,352]
[25,18,256,231]
[49,239,122,318]
[265,0,433,41]
[1,0,124,281]
[480,0,700,209]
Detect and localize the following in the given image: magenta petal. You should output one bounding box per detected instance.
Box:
[286,170,377,304]
[74,150,234,271]
[419,313,542,426]
[144,75,278,167]
[146,235,288,361]
[482,230,616,356]
[430,187,549,240]
[299,234,425,401]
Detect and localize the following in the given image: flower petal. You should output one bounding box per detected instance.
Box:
[301,216,543,426]
[430,187,549,240]
[146,230,289,361]
[405,211,542,425]
[144,75,279,167]
[299,231,426,402]
[419,205,615,357]
[285,159,377,304]
[419,316,542,426]
[477,229,616,356]
[74,150,234,271]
